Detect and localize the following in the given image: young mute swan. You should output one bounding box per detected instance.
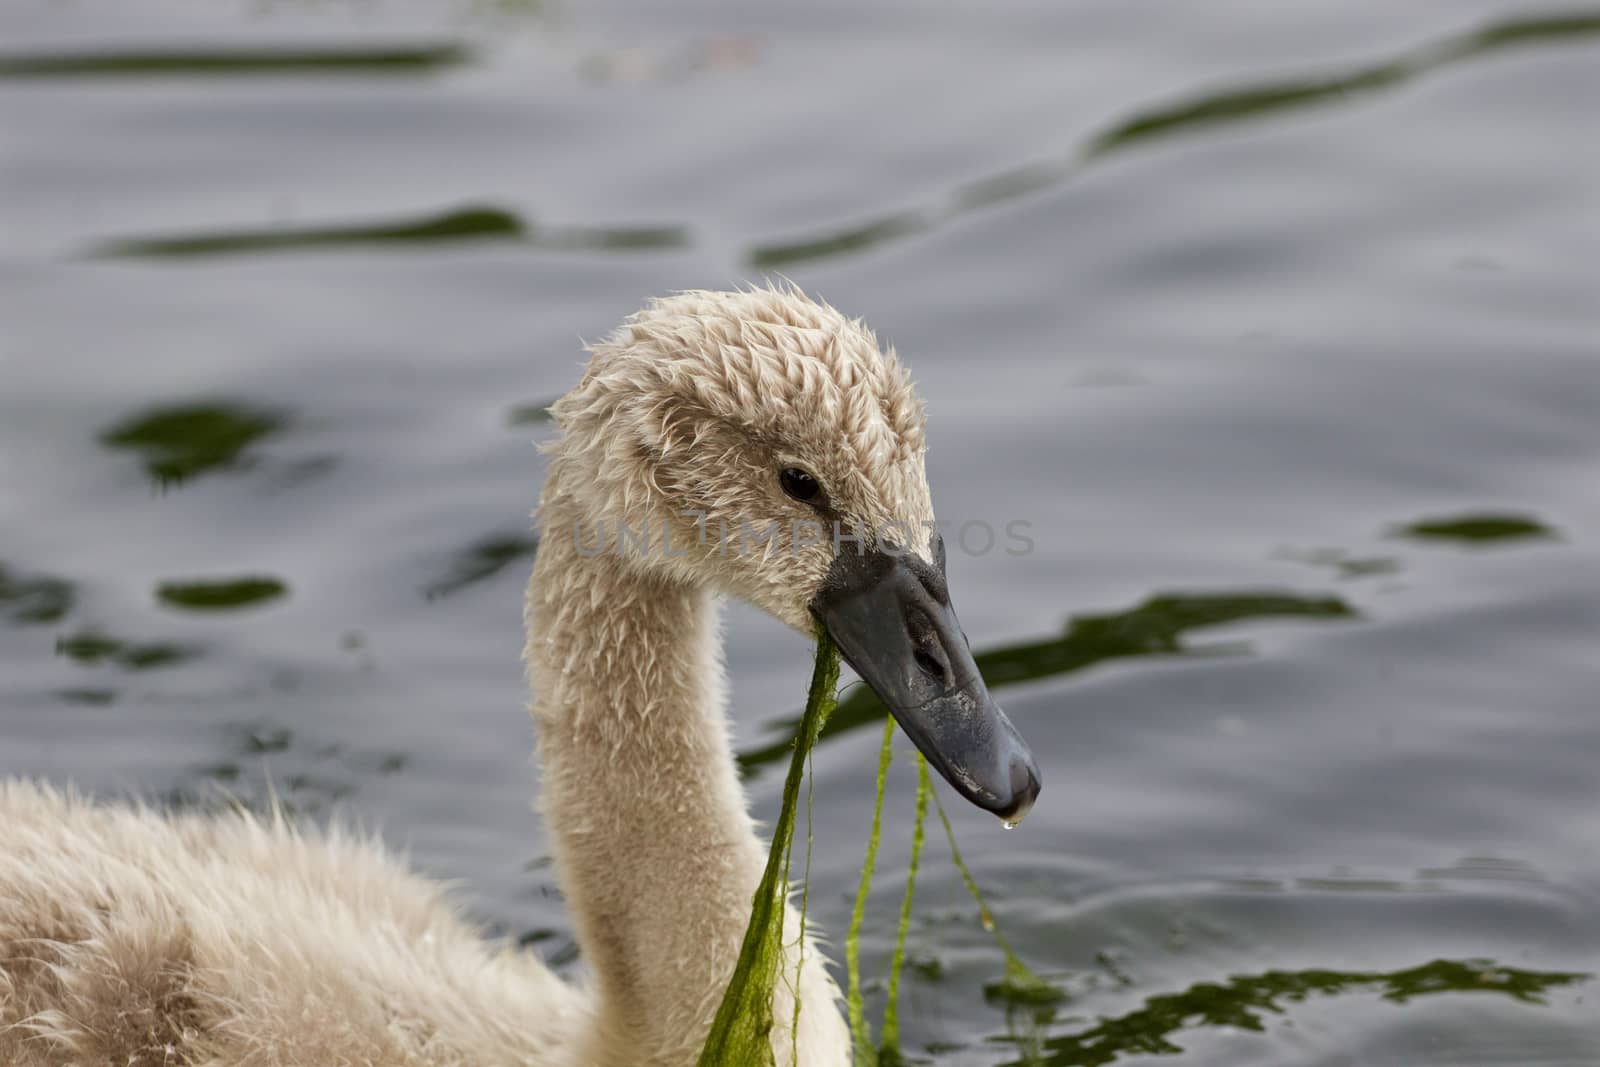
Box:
[0,287,1040,1067]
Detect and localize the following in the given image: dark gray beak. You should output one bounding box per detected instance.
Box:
[810,540,1041,823]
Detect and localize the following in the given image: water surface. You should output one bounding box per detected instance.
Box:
[3,1,1598,1062]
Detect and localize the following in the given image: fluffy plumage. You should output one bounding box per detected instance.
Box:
[1,286,939,1066]
[0,782,581,1066]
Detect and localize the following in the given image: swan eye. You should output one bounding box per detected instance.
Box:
[778,467,822,503]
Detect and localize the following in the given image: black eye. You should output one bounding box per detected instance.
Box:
[778,467,821,503]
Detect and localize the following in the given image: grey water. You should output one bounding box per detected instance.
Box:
[3,1,1599,1063]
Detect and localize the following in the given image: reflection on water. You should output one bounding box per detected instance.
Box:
[156,576,288,612]
[0,44,472,78]
[578,33,762,85]
[1417,856,1546,885]
[55,687,117,706]
[530,223,690,252]
[93,206,688,259]
[749,10,1600,267]
[169,723,410,817]
[507,399,560,428]
[422,532,539,601]
[0,564,75,625]
[739,591,1355,773]
[1275,546,1402,581]
[1393,512,1559,545]
[1083,14,1600,157]
[54,628,199,671]
[100,402,287,486]
[994,959,1588,1067]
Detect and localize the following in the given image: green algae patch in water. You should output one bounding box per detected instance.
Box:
[157,576,287,612]
[1393,512,1557,546]
[697,630,840,1067]
[89,207,684,260]
[0,44,472,78]
[422,534,539,601]
[1033,959,1587,1065]
[55,628,199,671]
[101,402,286,486]
[95,206,525,259]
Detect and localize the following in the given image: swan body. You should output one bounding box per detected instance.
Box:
[0,779,583,1065]
[0,287,1037,1066]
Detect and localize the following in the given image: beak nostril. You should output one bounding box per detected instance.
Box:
[904,605,952,685]
[911,647,947,685]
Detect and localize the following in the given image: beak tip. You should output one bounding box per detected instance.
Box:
[994,751,1041,825]
[812,544,1043,823]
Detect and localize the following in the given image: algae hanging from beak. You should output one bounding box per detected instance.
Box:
[845,723,931,1067]
[697,630,1049,1066]
[696,629,841,1067]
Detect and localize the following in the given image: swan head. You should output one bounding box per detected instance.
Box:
[548,287,1040,822]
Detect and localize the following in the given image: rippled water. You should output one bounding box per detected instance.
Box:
[3,1,1599,1063]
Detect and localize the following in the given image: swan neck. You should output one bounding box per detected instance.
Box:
[525,490,761,1064]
